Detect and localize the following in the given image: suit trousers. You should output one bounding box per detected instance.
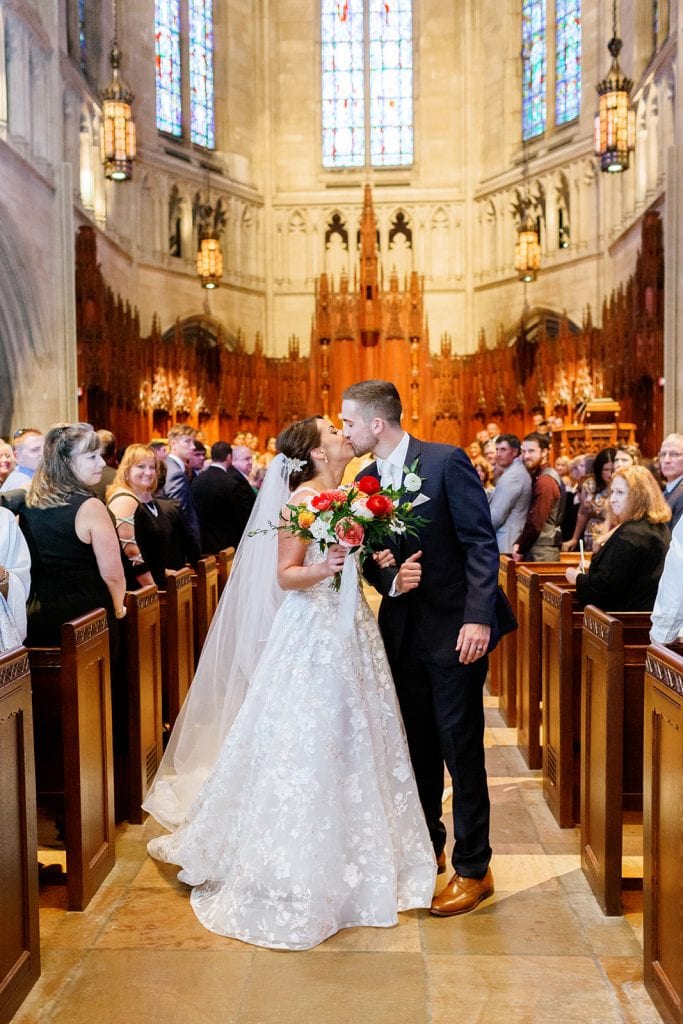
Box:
[390,623,492,879]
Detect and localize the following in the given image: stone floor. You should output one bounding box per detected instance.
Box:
[15,696,661,1024]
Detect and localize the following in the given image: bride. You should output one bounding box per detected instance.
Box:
[144,416,436,950]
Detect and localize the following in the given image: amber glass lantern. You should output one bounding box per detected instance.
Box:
[594,3,635,173]
[100,29,136,181]
[196,231,224,289]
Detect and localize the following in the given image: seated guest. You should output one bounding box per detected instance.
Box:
[107,444,200,589]
[1,428,45,493]
[0,441,15,487]
[19,423,126,648]
[650,514,683,644]
[658,433,683,528]
[0,505,31,645]
[565,465,671,611]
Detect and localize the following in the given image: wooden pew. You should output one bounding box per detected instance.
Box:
[192,555,219,665]
[117,586,163,824]
[28,609,116,911]
[496,555,518,726]
[217,546,236,597]
[0,646,40,1024]
[516,563,578,769]
[643,643,683,1024]
[580,606,651,915]
[541,582,581,827]
[159,567,195,731]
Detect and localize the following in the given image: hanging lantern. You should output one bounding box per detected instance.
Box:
[514,205,541,283]
[594,2,635,173]
[197,230,223,289]
[100,38,136,181]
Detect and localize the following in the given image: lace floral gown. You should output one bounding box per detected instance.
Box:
[147,544,436,950]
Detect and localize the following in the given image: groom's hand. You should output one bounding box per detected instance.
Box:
[395,551,422,594]
[456,623,492,664]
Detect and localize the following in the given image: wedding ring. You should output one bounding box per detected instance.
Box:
[475,645,483,652]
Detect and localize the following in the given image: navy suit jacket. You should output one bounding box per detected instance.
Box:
[163,456,201,544]
[361,436,515,666]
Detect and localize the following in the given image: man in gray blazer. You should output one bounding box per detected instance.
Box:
[488,434,532,553]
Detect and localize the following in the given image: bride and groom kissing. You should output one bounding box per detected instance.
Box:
[144,378,516,949]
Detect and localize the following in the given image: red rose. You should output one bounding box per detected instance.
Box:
[358,475,381,495]
[328,488,348,503]
[366,494,395,517]
[335,518,365,547]
[311,492,334,511]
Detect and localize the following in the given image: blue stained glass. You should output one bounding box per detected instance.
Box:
[321,0,366,167]
[368,0,413,165]
[77,0,87,73]
[190,0,215,147]
[555,0,581,125]
[155,0,182,137]
[522,0,546,141]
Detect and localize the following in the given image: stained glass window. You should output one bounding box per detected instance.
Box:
[522,0,546,141]
[368,0,413,166]
[321,0,365,168]
[155,0,182,137]
[77,0,87,74]
[555,0,580,125]
[189,0,215,148]
[321,1,413,169]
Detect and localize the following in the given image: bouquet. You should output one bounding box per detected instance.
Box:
[259,463,427,589]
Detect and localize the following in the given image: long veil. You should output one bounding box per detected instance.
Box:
[143,454,291,830]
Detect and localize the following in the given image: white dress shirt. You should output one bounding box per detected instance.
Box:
[651,513,683,643]
[375,432,410,491]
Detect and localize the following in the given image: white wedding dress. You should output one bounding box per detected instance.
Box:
[147,541,436,950]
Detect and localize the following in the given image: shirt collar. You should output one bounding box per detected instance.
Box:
[375,432,410,471]
[665,474,683,494]
[17,465,34,478]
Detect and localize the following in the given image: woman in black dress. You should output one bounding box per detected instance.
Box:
[106,444,199,589]
[565,465,671,611]
[19,423,127,646]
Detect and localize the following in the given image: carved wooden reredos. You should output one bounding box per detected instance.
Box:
[76,187,664,454]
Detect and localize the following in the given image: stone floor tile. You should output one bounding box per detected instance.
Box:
[311,910,422,953]
[597,956,663,1024]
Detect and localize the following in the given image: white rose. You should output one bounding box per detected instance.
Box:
[403,472,422,492]
[310,517,335,542]
[350,499,374,520]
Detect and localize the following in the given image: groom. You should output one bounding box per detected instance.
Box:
[342,380,512,916]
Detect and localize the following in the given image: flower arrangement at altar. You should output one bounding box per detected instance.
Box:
[252,462,427,588]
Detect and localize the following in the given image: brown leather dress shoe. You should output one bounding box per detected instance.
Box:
[429,867,494,916]
[436,850,447,875]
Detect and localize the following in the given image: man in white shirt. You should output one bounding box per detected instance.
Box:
[488,434,531,553]
[659,433,683,528]
[1,428,44,493]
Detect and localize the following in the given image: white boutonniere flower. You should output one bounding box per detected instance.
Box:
[403,472,422,492]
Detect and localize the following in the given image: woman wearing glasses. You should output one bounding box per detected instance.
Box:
[18,423,126,651]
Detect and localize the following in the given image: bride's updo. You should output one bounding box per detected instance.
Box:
[277,417,323,490]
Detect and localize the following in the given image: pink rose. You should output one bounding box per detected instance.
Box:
[334,518,365,547]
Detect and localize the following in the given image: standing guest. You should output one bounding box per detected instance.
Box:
[512,432,564,562]
[342,380,515,917]
[554,455,572,490]
[257,435,278,469]
[613,443,641,470]
[149,438,169,494]
[1,428,45,493]
[0,441,15,487]
[562,446,615,552]
[221,445,257,546]
[472,457,495,500]
[162,425,201,544]
[91,429,117,501]
[658,433,683,528]
[466,440,483,462]
[19,423,126,649]
[0,505,31,645]
[486,422,500,441]
[188,440,208,478]
[650,514,683,644]
[191,441,248,554]
[565,466,670,611]
[107,444,199,589]
[489,434,532,553]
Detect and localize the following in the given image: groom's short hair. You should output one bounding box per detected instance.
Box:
[342,380,402,425]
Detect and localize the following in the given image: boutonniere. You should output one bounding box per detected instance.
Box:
[399,458,430,508]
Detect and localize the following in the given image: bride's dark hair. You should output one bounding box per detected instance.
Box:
[277,416,323,490]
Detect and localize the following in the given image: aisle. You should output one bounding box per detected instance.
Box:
[16,696,660,1024]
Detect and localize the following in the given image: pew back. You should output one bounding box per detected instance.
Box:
[580,605,651,915]
[0,647,40,1024]
[123,586,163,823]
[643,644,683,1024]
[541,582,581,827]
[192,556,219,665]
[217,546,236,596]
[29,609,116,911]
[160,568,195,730]
[496,555,517,726]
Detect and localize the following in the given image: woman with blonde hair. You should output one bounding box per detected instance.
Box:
[19,423,126,646]
[565,465,671,611]
[107,443,199,589]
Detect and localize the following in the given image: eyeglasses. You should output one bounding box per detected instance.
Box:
[659,450,683,459]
